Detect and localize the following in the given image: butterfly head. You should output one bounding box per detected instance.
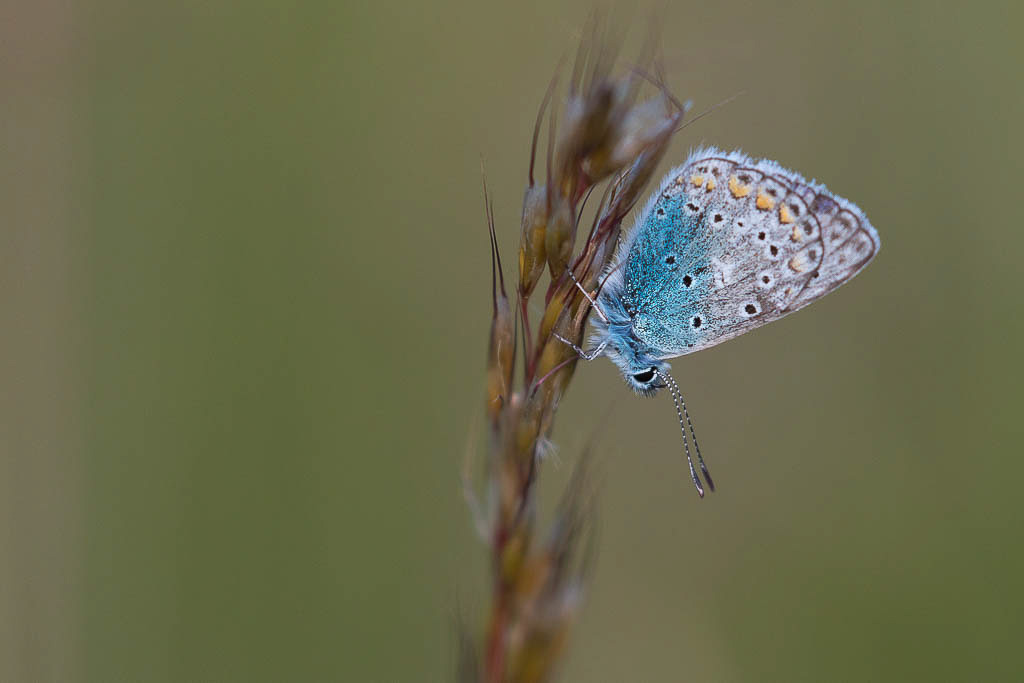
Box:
[625,364,668,395]
[597,328,669,396]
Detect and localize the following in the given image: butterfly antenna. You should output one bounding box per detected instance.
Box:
[658,370,701,497]
[663,371,713,493]
[659,370,713,497]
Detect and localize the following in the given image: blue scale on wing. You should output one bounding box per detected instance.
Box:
[622,190,716,355]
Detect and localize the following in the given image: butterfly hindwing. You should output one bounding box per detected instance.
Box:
[623,148,878,358]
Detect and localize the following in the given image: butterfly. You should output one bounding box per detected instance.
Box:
[559,147,880,495]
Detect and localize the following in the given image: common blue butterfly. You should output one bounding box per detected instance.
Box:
[560,147,879,495]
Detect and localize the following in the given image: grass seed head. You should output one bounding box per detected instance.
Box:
[470,23,689,681]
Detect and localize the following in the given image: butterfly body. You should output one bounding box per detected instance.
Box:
[592,147,879,395]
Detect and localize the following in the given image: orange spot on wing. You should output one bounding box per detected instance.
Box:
[705,178,716,191]
[756,191,776,210]
[691,174,705,187]
[791,225,803,242]
[779,204,795,223]
[728,175,750,198]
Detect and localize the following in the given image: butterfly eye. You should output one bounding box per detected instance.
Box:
[632,368,656,383]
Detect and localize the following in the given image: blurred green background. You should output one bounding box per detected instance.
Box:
[3,0,1023,680]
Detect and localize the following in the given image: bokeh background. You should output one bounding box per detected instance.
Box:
[3,0,1023,681]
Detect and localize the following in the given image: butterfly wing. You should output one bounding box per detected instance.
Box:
[621,147,879,357]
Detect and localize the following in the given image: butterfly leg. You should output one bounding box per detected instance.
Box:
[552,333,608,361]
[565,268,610,324]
